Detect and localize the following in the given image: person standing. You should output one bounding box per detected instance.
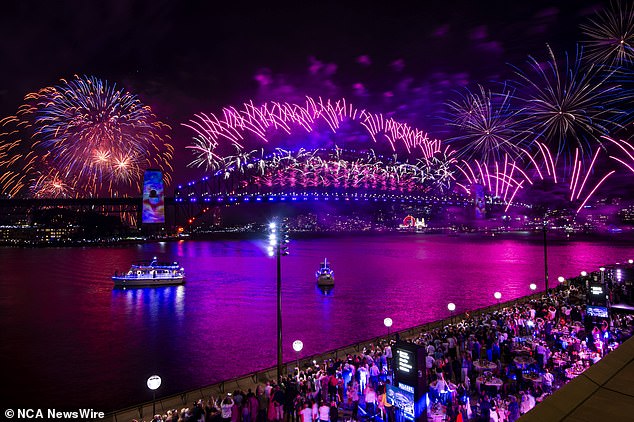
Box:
[273,386,285,422]
[425,353,435,382]
[368,362,380,388]
[257,387,268,422]
[542,368,554,393]
[363,385,377,420]
[348,381,359,422]
[329,401,338,422]
[358,364,369,393]
[318,401,330,422]
[299,403,312,422]
[384,343,392,371]
[221,395,234,422]
[507,396,520,422]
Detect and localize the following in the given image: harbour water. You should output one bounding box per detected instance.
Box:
[0,233,631,411]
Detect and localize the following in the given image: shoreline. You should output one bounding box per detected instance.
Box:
[2,228,634,248]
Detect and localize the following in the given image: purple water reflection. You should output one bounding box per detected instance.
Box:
[1,233,631,411]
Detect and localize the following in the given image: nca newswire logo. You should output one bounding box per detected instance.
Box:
[5,408,105,419]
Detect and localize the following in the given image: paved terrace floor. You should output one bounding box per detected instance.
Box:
[519,331,634,421]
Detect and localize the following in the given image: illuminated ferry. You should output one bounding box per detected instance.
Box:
[112,257,185,287]
[316,258,334,287]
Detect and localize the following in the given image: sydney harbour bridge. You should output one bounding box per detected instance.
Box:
[6,94,627,232]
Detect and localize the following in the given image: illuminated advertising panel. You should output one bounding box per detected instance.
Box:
[387,384,415,421]
[471,183,485,219]
[393,342,427,421]
[586,306,609,318]
[142,170,165,224]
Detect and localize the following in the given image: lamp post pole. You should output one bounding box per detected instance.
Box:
[447,303,456,324]
[147,375,161,419]
[544,223,550,295]
[277,237,282,381]
[269,219,289,381]
[384,317,393,340]
[293,340,303,379]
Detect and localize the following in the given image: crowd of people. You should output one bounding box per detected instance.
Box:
[138,275,634,422]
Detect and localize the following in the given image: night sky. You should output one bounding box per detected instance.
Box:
[0,0,606,180]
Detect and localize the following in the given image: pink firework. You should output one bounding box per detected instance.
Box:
[184,97,442,168]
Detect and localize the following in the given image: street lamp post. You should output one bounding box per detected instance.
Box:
[494,291,502,309]
[147,375,161,418]
[447,303,456,324]
[384,317,393,339]
[543,222,549,294]
[292,340,303,378]
[600,267,605,284]
[269,219,289,381]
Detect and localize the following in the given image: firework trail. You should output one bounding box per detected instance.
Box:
[517,142,623,214]
[18,75,173,197]
[581,1,634,66]
[604,136,634,173]
[0,116,37,197]
[184,97,442,169]
[456,154,531,211]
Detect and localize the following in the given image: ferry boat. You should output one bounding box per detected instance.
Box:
[315,258,334,287]
[112,257,185,287]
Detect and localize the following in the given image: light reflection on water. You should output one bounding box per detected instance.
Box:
[0,233,632,411]
[112,285,186,322]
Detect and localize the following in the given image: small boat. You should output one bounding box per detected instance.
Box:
[316,258,334,287]
[112,257,185,287]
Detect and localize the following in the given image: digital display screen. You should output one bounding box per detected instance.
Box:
[590,285,604,295]
[472,183,485,219]
[395,348,414,377]
[586,306,609,318]
[142,170,165,223]
[387,384,415,421]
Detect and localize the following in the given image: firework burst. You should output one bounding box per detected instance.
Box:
[581,1,634,66]
[512,45,628,160]
[445,85,527,162]
[18,75,173,197]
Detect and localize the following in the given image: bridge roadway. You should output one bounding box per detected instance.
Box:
[175,191,473,206]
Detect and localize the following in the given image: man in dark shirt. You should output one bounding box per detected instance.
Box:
[329,401,339,422]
